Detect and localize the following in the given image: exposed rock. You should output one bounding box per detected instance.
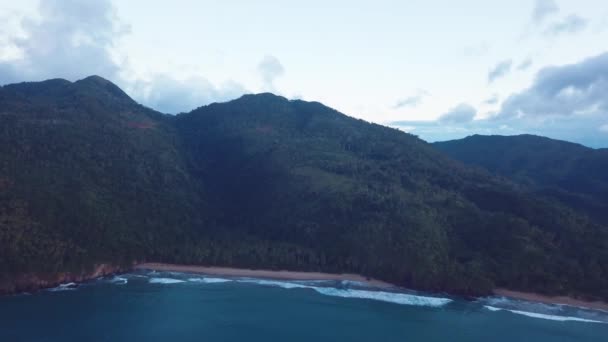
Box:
[0,263,133,295]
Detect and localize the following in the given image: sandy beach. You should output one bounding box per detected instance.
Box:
[136,263,608,311]
[494,288,608,312]
[135,263,395,288]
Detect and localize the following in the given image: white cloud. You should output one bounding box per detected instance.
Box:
[257,55,285,92]
[532,0,559,24]
[497,52,608,118]
[395,89,430,108]
[484,94,500,105]
[488,60,512,83]
[0,0,126,84]
[128,75,248,114]
[517,58,533,71]
[390,53,608,147]
[439,103,476,124]
[545,14,588,36]
[0,0,248,114]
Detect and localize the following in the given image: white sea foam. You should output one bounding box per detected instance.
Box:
[484,305,502,312]
[484,306,604,323]
[338,280,368,287]
[143,272,450,308]
[48,282,77,292]
[110,276,128,285]
[237,279,310,289]
[483,295,608,314]
[149,278,186,284]
[313,287,452,307]
[127,274,148,279]
[229,278,452,307]
[188,277,232,284]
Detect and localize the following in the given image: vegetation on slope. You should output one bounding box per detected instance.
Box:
[434,134,608,225]
[1,77,607,300]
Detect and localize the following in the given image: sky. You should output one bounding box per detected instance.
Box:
[0,1,607,147]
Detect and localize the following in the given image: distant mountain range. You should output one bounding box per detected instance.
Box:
[435,135,608,225]
[1,76,607,301]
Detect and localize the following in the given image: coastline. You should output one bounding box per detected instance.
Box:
[4,262,608,314]
[0,264,128,296]
[136,263,608,312]
[135,263,395,289]
[494,288,608,312]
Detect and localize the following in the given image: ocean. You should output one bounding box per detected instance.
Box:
[1,270,606,341]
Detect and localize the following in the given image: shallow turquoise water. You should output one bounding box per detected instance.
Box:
[0,271,606,341]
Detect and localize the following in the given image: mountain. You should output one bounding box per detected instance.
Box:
[434,134,608,224]
[1,77,607,301]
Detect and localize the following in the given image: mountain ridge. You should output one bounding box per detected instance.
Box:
[434,134,608,225]
[1,76,607,301]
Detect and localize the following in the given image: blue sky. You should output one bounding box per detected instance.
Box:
[1,0,607,147]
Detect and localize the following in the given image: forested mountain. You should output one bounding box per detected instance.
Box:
[1,77,607,301]
[434,135,608,225]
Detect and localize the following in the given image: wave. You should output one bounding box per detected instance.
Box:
[140,272,450,308]
[47,282,78,292]
[237,279,310,289]
[187,277,232,284]
[109,276,128,285]
[148,278,186,284]
[314,287,452,307]
[338,280,368,287]
[126,274,148,279]
[233,278,451,307]
[484,306,604,324]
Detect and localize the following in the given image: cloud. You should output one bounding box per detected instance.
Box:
[258,55,285,92]
[394,89,430,108]
[532,0,559,24]
[0,0,126,84]
[128,75,248,114]
[389,114,608,147]
[484,94,500,105]
[0,0,247,114]
[439,103,476,124]
[518,58,533,71]
[488,60,513,83]
[497,51,608,118]
[545,14,588,36]
[389,52,608,148]
[527,1,587,38]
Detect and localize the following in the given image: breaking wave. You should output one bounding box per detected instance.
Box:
[47,282,78,292]
[484,306,604,323]
[237,279,310,289]
[187,277,232,284]
[148,278,186,284]
[479,296,608,324]
[313,287,452,307]
[140,273,452,307]
[109,276,128,285]
[232,278,451,307]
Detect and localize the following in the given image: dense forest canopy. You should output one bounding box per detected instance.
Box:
[434,135,608,225]
[1,76,607,300]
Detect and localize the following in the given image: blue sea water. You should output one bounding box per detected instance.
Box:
[1,270,607,341]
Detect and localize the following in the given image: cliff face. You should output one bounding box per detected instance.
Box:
[0,264,130,295]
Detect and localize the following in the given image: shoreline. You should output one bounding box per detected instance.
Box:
[493,288,608,312]
[5,263,608,314]
[135,263,396,289]
[136,263,608,312]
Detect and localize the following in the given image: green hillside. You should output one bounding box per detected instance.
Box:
[434,135,608,225]
[1,77,607,300]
